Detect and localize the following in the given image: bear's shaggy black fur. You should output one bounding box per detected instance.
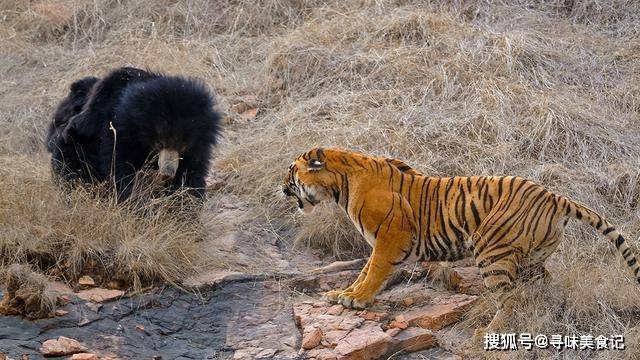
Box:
[47,67,153,185]
[46,67,221,202]
[46,76,99,184]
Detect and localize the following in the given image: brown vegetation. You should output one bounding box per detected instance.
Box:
[0,156,208,290]
[0,264,56,319]
[1,0,640,356]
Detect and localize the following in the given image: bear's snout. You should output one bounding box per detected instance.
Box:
[158,149,180,180]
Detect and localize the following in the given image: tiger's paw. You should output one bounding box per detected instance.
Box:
[321,289,343,303]
[337,291,373,309]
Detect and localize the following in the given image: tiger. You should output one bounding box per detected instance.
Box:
[282,147,640,335]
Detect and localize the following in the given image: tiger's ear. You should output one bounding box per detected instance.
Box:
[308,159,324,171]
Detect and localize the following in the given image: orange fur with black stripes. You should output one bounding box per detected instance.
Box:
[282,147,640,333]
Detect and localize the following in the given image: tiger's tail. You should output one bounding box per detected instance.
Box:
[565,198,640,283]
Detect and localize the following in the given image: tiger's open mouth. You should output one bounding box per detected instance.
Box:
[282,185,318,213]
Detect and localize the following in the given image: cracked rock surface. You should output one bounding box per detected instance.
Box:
[1,259,482,359]
[0,280,299,359]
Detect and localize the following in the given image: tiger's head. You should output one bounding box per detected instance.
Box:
[282,147,338,214]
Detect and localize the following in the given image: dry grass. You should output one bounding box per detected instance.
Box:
[0,155,208,291]
[0,264,57,319]
[1,0,640,355]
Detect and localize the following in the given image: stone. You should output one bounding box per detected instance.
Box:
[325,305,343,316]
[396,295,478,330]
[256,348,277,358]
[322,329,349,347]
[449,267,485,295]
[307,259,367,275]
[402,297,415,306]
[78,276,95,288]
[336,316,364,330]
[390,327,437,353]
[49,281,74,296]
[358,310,387,322]
[78,318,93,327]
[54,309,68,316]
[375,283,432,307]
[291,270,359,293]
[302,327,323,350]
[71,354,99,360]
[40,336,87,356]
[76,288,124,303]
[183,270,249,288]
[385,328,402,337]
[388,316,408,330]
[233,347,263,359]
[333,324,392,359]
[294,301,396,359]
[305,348,338,360]
[135,324,150,336]
[282,335,298,348]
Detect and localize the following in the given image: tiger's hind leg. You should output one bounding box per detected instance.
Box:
[474,251,521,336]
[470,208,525,338]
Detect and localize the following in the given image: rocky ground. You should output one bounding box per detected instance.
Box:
[0,196,488,359]
[0,258,485,359]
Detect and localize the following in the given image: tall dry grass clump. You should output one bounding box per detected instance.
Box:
[0,155,208,290]
[0,264,57,319]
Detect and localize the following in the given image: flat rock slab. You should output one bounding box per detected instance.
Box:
[0,282,300,359]
[183,270,253,288]
[397,294,478,330]
[76,288,124,303]
[40,336,87,356]
[290,270,360,293]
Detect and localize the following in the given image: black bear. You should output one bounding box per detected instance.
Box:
[46,67,221,202]
[47,67,153,186]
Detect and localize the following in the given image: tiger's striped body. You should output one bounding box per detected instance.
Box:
[283,147,640,333]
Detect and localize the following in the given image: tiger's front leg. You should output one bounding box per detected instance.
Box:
[333,193,416,309]
[322,257,371,302]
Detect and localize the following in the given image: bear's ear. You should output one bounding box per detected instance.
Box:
[70,76,99,93]
[308,159,324,171]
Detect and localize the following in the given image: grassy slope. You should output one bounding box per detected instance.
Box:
[1,0,640,357]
